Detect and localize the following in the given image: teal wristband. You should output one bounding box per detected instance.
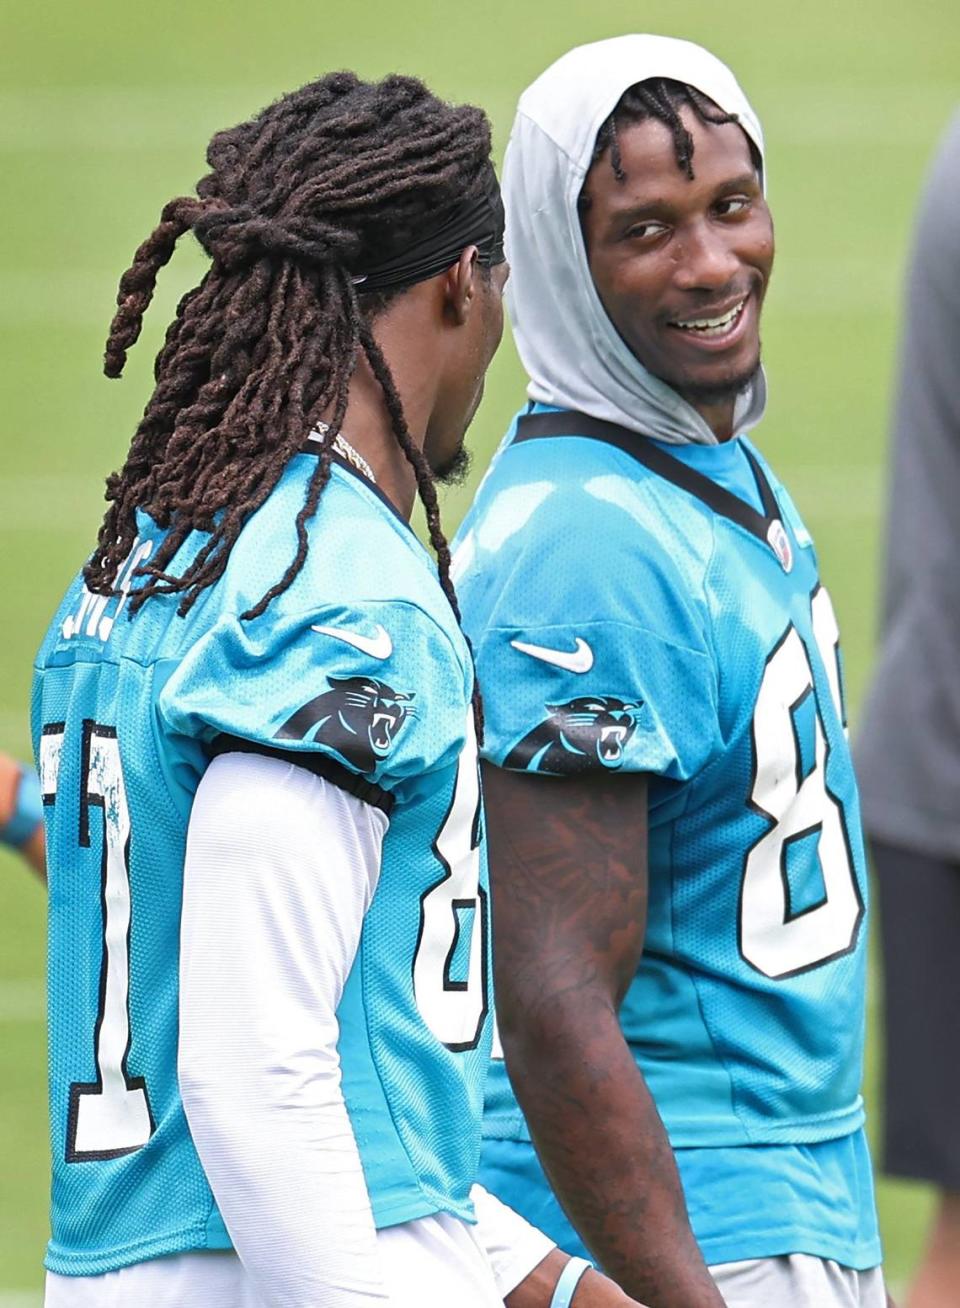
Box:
[1,767,43,849]
[550,1257,592,1308]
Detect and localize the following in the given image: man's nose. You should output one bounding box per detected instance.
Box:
[671,222,740,292]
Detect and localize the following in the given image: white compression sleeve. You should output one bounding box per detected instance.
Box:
[470,1184,558,1297]
[179,751,391,1307]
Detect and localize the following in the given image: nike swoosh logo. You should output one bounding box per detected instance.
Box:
[311,623,393,660]
[510,636,594,674]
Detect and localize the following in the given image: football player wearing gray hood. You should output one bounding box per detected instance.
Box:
[453,35,886,1308]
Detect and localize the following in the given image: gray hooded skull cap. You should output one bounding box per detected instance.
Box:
[503,34,767,446]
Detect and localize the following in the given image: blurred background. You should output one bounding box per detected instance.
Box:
[1,0,956,1299]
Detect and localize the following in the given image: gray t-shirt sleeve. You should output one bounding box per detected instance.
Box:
[855,110,960,858]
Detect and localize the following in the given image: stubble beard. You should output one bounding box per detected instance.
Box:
[670,355,763,412]
[432,441,473,486]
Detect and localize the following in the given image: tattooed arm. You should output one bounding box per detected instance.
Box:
[482,762,724,1308]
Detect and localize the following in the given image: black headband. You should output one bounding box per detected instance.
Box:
[351,164,504,294]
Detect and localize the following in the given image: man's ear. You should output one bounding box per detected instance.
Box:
[442,244,479,326]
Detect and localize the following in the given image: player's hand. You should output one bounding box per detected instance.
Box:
[505,1250,647,1308]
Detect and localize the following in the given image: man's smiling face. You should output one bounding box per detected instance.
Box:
[579,106,774,435]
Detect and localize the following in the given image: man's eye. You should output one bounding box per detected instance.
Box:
[624,221,666,241]
[716,196,750,217]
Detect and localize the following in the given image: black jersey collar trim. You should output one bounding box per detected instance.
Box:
[298,438,413,535]
[513,409,783,548]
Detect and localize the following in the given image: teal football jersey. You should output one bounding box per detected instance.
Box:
[480,1130,881,1271]
[33,447,491,1276]
[454,406,869,1147]
[455,405,878,1265]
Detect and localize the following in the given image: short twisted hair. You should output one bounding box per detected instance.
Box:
[588,77,750,186]
[86,72,494,633]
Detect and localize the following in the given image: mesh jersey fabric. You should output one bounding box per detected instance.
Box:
[478,1131,881,1271]
[452,406,870,1151]
[33,452,492,1276]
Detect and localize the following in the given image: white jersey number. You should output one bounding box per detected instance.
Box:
[41,722,154,1160]
[740,587,862,979]
[413,710,489,1051]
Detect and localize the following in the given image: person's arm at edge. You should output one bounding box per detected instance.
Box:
[0,755,46,881]
[482,761,725,1308]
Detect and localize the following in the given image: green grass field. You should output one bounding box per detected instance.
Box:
[1,0,956,1297]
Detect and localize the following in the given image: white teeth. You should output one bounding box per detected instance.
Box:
[673,298,746,334]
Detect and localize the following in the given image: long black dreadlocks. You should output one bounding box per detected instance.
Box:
[586,77,753,186]
[86,72,494,639]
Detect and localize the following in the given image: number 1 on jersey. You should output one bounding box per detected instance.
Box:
[41,722,154,1161]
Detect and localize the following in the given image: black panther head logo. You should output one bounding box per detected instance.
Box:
[276,676,415,773]
[503,696,642,775]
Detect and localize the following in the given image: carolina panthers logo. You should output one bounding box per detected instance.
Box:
[504,696,642,775]
[276,676,415,773]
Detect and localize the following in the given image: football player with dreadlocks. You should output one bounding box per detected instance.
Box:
[33,72,637,1308]
[454,35,887,1308]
